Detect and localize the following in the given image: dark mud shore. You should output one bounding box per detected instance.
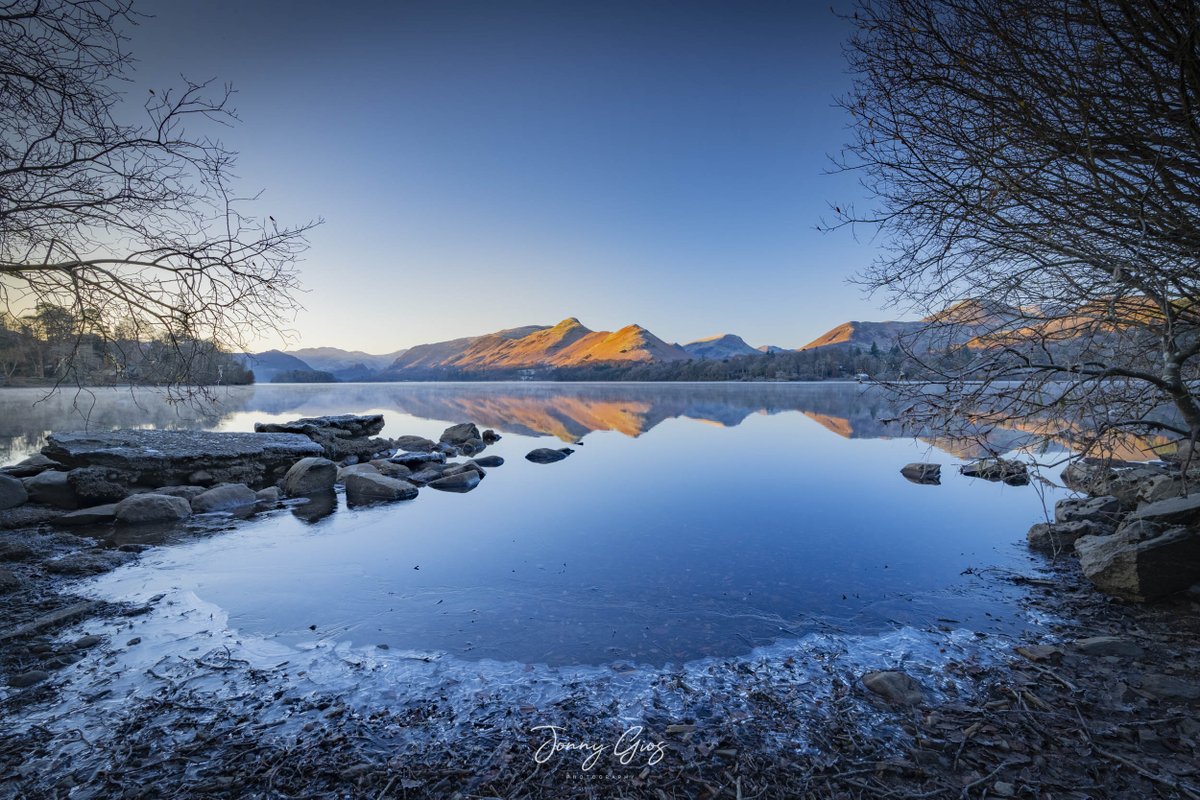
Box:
[1,512,1198,800]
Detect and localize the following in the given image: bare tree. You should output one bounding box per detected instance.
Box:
[832,0,1200,463]
[0,0,317,395]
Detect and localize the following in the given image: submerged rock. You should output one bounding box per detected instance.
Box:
[191,483,257,514]
[114,493,193,525]
[0,474,28,510]
[281,457,337,497]
[862,670,924,706]
[255,486,282,505]
[473,455,504,468]
[344,472,418,505]
[900,463,940,485]
[43,429,322,489]
[526,448,574,464]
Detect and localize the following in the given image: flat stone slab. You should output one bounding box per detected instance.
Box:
[43,430,322,489]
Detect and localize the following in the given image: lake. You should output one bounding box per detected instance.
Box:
[0,382,1059,668]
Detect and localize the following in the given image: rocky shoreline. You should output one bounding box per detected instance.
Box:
[0,421,1198,798]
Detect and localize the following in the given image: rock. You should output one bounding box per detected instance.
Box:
[0,474,28,510]
[191,483,257,513]
[1131,493,1200,526]
[290,490,336,522]
[56,503,119,527]
[526,447,574,464]
[393,435,437,453]
[369,460,412,480]
[44,429,322,489]
[900,463,940,485]
[1137,674,1200,701]
[0,540,37,561]
[1055,495,1121,528]
[481,429,501,443]
[114,493,193,525]
[22,470,79,509]
[992,782,1016,798]
[71,634,104,650]
[1137,474,1190,505]
[1076,525,1200,601]
[0,505,66,530]
[1104,465,1171,507]
[1015,644,1063,662]
[45,548,134,575]
[1074,636,1145,657]
[442,462,485,479]
[473,455,504,468]
[255,486,282,504]
[8,670,50,688]
[406,467,446,485]
[389,451,446,469]
[343,472,418,505]
[1062,461,1118,495]
[456,438,485,456]
[427,471,481,493]
[439,423,481,446]
[0,569,20,593]
[1028,520,1105,552]
[281,457,337,497]
[66,467,132,505]
[1,454,63,478]
[154,485,208,502]
[255,414,390,461]
[960,458,1028,485]
[862,670,924,706]
[336,463,380,483]
[435,441,460,456]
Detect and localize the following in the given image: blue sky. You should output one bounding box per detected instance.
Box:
[132,0,881,352]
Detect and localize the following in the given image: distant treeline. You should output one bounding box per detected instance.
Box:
[356,343,979,383]
[0,306,254,387]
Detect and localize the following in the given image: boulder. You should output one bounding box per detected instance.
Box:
[114,493,193,525]
[191,483,257,513]
[481,429,501,443]
[900,463,940,485]
[43,429,322,489]
[344,472,418,505]
[154,485,208,502]
[960,458,1028,485]
[67,467,132,505]
[393,435,437,453]
[254,414,390,461]
[389,451,446,469]
[56,503,119,527]
[255,486,282,505]
[1027,520,1103,553]
[862,670,924,706]
[1,453,63,478]
[23,470,79,509]
[281,457,337,497]
[337,463,380,483]
[1130,494,1200,526]
[440,423,481,446]
[1076,523,1200,601]
[0,474,28,510]
[370,460,412,480]
[473,455,504,468]
[526,447,574,464]
[428,470,481,493]
[1055,495,1121,529]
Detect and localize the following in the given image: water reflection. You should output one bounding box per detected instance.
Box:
[0,382,1043,464]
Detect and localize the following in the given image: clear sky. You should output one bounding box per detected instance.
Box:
[130,0,883,353]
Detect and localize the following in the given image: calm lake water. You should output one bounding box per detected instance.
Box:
[0,383,1059,667]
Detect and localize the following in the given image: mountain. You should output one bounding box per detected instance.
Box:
[800,320,926,352]
[237,350,316,383]
[682,334,761,360]
[381,318,690,376]
[757,344,789,354]
[287,347,409,372]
